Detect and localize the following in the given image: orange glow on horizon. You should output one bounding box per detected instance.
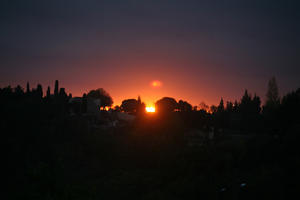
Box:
[145,106,155,113]
[67,77,226,109]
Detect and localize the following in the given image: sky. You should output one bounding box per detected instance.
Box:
[0,0,299,106]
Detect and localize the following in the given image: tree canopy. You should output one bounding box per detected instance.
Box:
[121,97,145,114]
[178,100,192,112]
[87,88,113,109]
[121,99,138,113]
[155,97,178,113]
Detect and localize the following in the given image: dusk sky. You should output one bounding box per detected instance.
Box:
[1,0,299,106]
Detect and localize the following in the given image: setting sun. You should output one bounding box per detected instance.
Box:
[145,106,156,113]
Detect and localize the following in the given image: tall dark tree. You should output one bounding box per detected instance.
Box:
[36,84,43,99]
[233,100,239,112]
[252,94,261,114]
[54,80,59,97]
[217,98,225,113]
[59,88,67,99]
[238,90,263,131]
[26,82,30,94]
[240,90,252,114]
[214,98,225,128]
[280,88,300,128]
[137,96,142,104]
[226,101,233,112]
[81,93,87,113]
[46,86,51,99]
[136,96,146,114]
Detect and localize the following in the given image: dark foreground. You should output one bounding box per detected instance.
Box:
[3,84,300,199]
[5,113,300,200]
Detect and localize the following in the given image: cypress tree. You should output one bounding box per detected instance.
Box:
[46,86,51,98]
[26,82,30,93]
[36,84,43,99]
[217,98,224,113]
[54,80,59,97]
[59,88,67,98]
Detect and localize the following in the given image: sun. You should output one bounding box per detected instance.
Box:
[145,106,155,113]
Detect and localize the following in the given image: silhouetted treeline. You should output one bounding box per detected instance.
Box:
[2,78,300,199]
[1,78,299,133]
[147,77,299,135]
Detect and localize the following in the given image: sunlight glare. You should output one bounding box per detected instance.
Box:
[146,106,155,113]
[151,80,162,88]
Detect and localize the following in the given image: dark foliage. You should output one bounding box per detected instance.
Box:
[178,100,193,112]
[87,88,113,109]
[121,97,146,115]
[155,97,178,113]
[2,79,300,199]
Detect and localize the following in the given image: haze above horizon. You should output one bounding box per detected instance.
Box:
[0,0,299,106]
